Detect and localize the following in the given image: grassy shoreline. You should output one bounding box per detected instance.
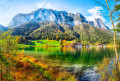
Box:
[19,39,120,48]
[0,52,77,81]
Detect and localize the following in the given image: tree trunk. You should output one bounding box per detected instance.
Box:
[112,20,119,62]
[105,0,119,65]
[110,15,120,71]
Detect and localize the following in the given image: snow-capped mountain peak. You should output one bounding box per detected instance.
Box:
[9,8,109,29]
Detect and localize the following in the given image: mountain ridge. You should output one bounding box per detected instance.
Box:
[9,8,109,30]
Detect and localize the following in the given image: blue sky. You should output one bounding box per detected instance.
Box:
[0,0,117,29]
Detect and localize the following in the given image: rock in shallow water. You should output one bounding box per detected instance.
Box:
[79,68,100,81]
[64,66,100,81]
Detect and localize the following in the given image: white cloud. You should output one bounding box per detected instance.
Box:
[35,1,81,14]
[36,1,59,10]
[0,0,36,26]
[85,6,106,22]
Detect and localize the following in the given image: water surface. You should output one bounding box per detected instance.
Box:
[20,46,117,66]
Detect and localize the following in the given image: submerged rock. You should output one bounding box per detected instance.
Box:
[79,68,100,81]
[64,66,100,81]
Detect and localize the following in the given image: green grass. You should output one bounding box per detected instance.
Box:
[19,39,61,47]
[32,39,60,46]
[18,43,36,47]
[19,39,73,47]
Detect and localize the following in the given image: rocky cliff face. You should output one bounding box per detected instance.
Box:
[93,18,107,29]
[9,8,109,30]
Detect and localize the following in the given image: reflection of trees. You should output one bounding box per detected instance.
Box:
[47,47,115,65]
[21,46,116,65]
[61,47,76,54]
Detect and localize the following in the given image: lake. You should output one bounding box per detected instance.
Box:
[19,46,119,66]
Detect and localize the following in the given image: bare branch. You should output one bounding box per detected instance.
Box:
[100,13,109,16]
[112,11,119,21]
[94,0,109,10]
